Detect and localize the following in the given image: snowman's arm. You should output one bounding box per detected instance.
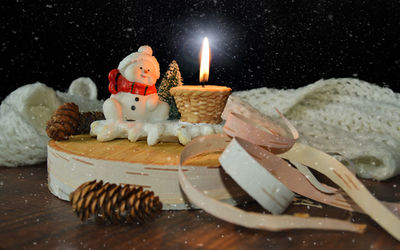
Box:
[146,94,160,112]
[111,97,124,121]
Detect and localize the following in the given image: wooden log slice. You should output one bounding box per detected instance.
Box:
[47,135,248,210]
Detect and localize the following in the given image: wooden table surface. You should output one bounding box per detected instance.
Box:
[1,163,399,250]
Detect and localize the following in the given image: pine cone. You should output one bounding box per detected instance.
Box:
[75,111,105,135]
[70,180,163,224]
[46,102,80,140]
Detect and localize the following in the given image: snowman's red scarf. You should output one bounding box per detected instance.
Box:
[108,69,157,96]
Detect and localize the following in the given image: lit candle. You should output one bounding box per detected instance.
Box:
[170,37,232,124]
[199,37,210,85]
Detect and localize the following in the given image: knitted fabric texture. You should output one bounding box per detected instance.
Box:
[0,82,103,167]
[234,78,400,180]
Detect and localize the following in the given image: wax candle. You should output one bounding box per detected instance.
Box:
[170,37,231,124]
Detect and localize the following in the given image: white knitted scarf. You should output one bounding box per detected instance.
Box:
[0,81,102,167]
[235,78,400,180]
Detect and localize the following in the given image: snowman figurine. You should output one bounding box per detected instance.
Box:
[103,45,169,122]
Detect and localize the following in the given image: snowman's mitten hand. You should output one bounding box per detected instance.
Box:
[103,97,123,121]
[146,95,159,111]
[111,97,124,121]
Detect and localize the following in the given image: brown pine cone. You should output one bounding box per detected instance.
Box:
[46,102,80,140]
[75,111,105,135]
[70,180,163,224]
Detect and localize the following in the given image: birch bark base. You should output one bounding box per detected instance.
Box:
[47,135,248,210]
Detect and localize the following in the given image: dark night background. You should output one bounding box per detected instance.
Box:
[1,0,399,101]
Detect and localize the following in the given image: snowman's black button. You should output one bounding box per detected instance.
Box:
[135,97,140,102]
[131,105,136,111]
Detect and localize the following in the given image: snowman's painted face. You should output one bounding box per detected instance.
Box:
[123,60,158,85]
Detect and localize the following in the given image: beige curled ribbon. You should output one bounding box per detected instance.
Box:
[224,112,364,213]
[178,134,365,233]
[280,143,400,240]
[223,97,400,217]
[178,96,400,239]
[224,111,297,154]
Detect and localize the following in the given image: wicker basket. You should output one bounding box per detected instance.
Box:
[170,85,232,124]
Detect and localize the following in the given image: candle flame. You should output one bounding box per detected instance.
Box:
[199,37,210,83]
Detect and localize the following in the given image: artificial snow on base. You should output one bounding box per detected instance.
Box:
[90,119,223,146]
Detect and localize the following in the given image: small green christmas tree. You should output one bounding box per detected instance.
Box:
[158,60,183,120]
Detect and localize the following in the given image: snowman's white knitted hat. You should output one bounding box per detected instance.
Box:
[118,45,160,79]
